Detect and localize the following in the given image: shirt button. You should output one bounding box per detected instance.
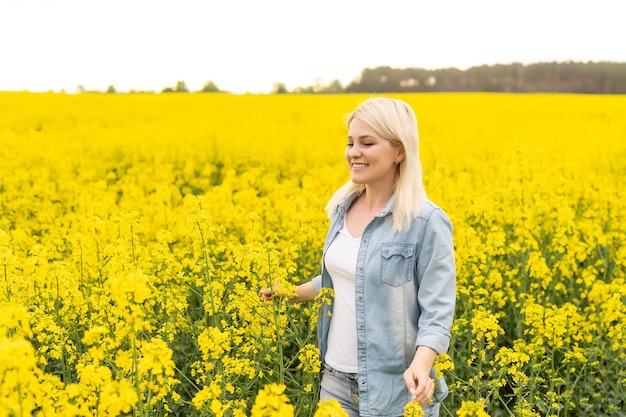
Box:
[363,239,367,244]
[358,296,363,301]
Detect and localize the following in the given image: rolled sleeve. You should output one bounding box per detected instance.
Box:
[312,274,323,293]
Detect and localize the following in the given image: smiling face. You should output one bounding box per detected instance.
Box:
[346,117,405,189]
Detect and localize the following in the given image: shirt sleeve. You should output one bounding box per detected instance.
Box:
[414,208,456,354]
[312,274,323,293]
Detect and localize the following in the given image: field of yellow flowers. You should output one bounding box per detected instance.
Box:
[0,92,624,417]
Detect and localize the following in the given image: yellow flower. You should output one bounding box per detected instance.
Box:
[198,326,231,360]
[471,308,504,351]
[434,354,455,379]
[297,343,321,374]
[314,399,349,417]
[404,401,424,417]
[457,399,491,417]
[98,378,139,415]
[250,383,294,417]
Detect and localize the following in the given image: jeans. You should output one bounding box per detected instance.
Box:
[320,363,440,417]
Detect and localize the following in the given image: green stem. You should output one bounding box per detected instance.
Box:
[273,301,285,385]
[4,263,10,301]
[131,336,145,417]
[267,253,285,385]
[196,222,217,328]
[130,222,136,264]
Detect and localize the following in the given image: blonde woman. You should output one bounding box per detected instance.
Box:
[261,97,456,417]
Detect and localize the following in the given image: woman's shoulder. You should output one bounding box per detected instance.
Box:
[416,200,453,227]
[418,199,443,217]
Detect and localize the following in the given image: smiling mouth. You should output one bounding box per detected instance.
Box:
[352,163,369,168]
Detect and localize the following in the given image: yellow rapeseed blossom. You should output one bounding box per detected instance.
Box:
[457,400,491,417]
[433,354,455,379]
[314,399,348,417]
[297,344,321,374]
[403,401,425,417]
[192,377,223,409]
[471,308,504,351]
[137,337,179,406]
[250,384,294,417]
[199,326,231,360]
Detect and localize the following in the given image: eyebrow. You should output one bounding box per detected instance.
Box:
[347,134,378,140]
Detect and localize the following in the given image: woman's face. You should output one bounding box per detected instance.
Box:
[346,118,404,188]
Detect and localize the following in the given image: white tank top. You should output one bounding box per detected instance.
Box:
[324,220,360,373]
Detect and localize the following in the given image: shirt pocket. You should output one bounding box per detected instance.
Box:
[380,242,415,287]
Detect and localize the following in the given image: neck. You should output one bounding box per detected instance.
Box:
[360,186,393,212]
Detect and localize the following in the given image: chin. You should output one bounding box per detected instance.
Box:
[350,177,366,184]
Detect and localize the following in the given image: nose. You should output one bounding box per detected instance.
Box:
[347,144,362,158]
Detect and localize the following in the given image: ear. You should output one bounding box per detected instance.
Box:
[396,146,406,163]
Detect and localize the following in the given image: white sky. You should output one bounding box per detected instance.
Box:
[1,0,624,93]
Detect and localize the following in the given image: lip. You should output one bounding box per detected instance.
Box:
[351,163,369,168]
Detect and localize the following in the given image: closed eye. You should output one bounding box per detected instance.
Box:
[346,142,374,147]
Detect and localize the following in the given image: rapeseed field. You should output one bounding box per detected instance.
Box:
[0,92,624,416]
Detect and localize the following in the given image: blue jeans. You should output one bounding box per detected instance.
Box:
[320,363,440,417]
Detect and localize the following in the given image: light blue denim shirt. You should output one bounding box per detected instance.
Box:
[312,193,456,417]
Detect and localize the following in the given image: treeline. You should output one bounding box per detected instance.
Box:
[340,61,626,94]
[86,61,626,95]
[80,80,222,95]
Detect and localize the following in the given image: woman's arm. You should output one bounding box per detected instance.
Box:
[259,281,317,303]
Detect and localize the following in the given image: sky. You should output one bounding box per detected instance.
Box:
[1,0,625,94]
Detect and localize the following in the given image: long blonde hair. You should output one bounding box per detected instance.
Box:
[325,97,428,232]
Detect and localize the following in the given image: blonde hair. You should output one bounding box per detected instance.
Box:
[325,97,428,232]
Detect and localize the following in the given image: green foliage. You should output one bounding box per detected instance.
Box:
[200,80,222,93]
[272,83,288,94]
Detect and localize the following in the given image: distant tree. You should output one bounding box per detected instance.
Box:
[161,87,175,93]
[271,82,288,94]
[292,78,344,94]
[106,85,117,94]
[200,80,221,92]
[320,79,343,93]
[292,85,315,94]
[175,80,189,93]
[346,66,401,92]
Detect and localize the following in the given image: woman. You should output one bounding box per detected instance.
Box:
[261,97,456,417]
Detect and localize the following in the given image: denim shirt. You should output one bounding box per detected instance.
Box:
[312,193,456,417]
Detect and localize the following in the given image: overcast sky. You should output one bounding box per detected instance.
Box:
[1,0,624,93]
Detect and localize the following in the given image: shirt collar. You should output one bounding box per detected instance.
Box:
[336,192,395,217]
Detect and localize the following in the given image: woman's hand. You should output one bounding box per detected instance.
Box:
[403,345,437,406]
[259,281,317,304]
[403,366,434,406]
[258,285,281,302]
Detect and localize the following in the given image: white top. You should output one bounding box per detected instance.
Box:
[324,220,360,373]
